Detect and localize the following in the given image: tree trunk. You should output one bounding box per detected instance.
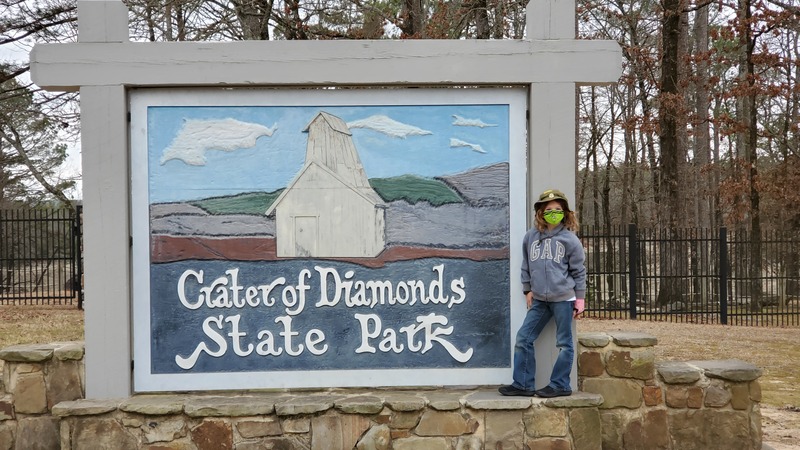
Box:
[689,3,712,304]
[279,0,308,39]
[692,2,712,229]
[492,0,506,39]
[620,88,634,227]
[677,2,690,223]
[712,93,723,229]
[232,0,274,40]
[603,90,616,300]
[590,87,601,231]
[144,0,156,42]
[175,1,186,41]
[401,0,426,37]
[474,0,490,39]
[739,0,763,312]
[656,0,686,307]
[783,35,800,301]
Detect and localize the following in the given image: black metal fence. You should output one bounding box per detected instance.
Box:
[0,207,83,308]
[3,209,799,326]
[582,224,800,326]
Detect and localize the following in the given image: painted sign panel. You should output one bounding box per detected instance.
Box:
[131,88,527,391]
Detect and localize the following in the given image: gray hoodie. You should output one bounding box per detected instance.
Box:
[521,224,586,302]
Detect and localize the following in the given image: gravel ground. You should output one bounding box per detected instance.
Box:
[578,317,800,449]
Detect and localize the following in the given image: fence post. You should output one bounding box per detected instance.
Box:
[719,227,728,325]
[74,205,84,310]
[628,223,638,320]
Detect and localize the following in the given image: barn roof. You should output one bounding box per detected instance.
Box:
[302,111,352,135]
[265,161,384,216]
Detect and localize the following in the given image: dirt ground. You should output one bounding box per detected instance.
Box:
[0,307,797,448]
[579,317,800,450]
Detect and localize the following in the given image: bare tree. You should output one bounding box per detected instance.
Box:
[1,0,78,206]
[0,75,75,207]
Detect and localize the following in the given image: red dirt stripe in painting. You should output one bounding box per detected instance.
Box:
[151,235,277,263]
[151,235,508,268]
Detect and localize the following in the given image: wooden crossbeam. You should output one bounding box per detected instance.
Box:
[31,39,622,91]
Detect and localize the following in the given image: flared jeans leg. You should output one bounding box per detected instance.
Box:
[548,300,575,391]
[511,300,551,391]
[512,300,575,391]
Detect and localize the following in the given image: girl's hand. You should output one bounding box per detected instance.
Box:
[526,292,533,309]
[573,298,585,318]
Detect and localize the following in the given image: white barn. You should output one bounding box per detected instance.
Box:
[266,112,386,258]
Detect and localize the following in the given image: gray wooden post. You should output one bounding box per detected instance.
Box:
[31,0,620,397]
[527,0,581,391]
[76,0,132,398]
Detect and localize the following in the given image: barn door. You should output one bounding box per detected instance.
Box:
[293,216,318,257]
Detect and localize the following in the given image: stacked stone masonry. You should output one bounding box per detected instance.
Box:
[578,331,762,450]
[0,332,762,449]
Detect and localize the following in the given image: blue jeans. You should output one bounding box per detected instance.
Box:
[512,299,574,391]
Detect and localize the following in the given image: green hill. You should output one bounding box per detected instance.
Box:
[188,175,463,214]
[191,190,283,215]
[369,175,463,206]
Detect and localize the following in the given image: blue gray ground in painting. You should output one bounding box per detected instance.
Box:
[150,258,510,374]
[149,164,509,249]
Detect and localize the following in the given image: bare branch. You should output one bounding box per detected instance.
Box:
[0,122,74,208]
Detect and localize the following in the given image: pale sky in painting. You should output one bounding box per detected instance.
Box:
[148,104,509,203]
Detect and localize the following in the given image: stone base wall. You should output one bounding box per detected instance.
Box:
[0,333,762,450]
[578,332,762,450]
[0,342,85,449]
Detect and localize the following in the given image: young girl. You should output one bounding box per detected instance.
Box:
[499,189,586,397]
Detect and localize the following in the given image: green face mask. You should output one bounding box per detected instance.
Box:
[543,210,565,225]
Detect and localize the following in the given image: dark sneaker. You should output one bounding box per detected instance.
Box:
[535,386,572,398]
[498,385,537,397]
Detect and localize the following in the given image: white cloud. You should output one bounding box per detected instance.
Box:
[347,115,432,138]
[160,118,277,165]
[450,138,487,154]
[451,114,497,128]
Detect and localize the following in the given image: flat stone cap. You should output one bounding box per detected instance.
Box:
[425,391,468,411]
[120,395,186,415]
[577,332,611,348]
[539,392,603,408]
[275,395,338,416]
[0,343,55,362]
[50,388,608,420]
[52,398,123,417]
[462,390,603,410]
[657,361,702,384]
[335,395,384,414]
[609,332,658,347]
[185,395,281,417]
[464,390,533,410]
[53,341,85,361]
[382,393,427,411]
[688,359,763,382]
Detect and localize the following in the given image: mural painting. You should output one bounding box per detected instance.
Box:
[131,89,526,390]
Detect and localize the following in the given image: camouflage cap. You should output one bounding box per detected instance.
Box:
[534,189,571,211]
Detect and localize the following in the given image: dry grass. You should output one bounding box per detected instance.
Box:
[0,305,84,349]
